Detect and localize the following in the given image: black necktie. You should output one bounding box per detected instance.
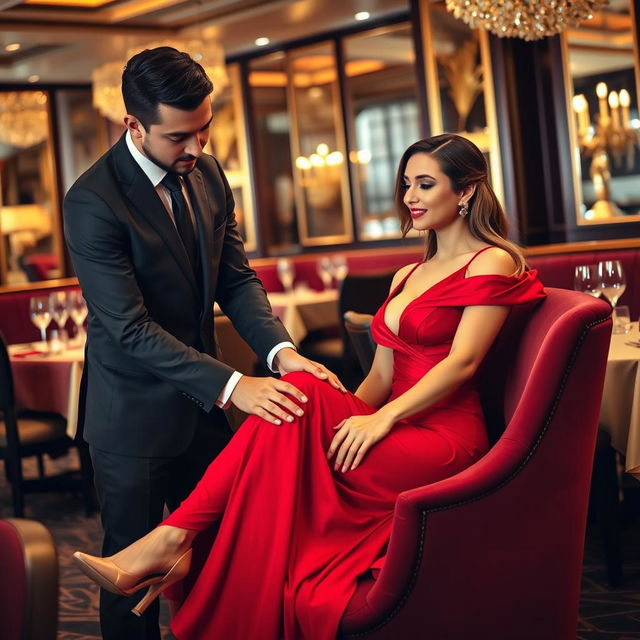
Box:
[161,173,198,273]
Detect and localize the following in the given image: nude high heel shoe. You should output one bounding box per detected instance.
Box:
[72,548,192,616]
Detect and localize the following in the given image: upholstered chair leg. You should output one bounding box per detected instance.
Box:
[7,457,25,518]
[592,429,624,587]
[77,443,98,516]
[37,454,45,478]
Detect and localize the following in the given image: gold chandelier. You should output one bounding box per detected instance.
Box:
[92,39,229,124]
[0,91,49,148]
[445,0,608,41]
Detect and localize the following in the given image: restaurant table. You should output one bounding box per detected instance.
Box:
[214,288,340,346]
[8,289,341,439]
[9,342,84,439]
[267,288,339,345]
[600,323,640,479]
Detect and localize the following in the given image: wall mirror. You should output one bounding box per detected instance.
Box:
[247,51,298,254]
[420,0,504,204]
[0,89,62,285]
[288,41,354,246]
[55,88,109,196]
[205,63,257,252]
[564,0,640,224]
[343,22,422,241]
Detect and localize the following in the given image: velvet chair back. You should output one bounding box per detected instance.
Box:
[0,518,58,640]
[340,288,612,640]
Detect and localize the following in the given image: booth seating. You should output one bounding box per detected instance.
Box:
[0,518,58,640]
[0,241,637,347]
[250,247,423,293]
[0,280,80,346]
[22,254,60,282]
[527,247,639,319]
[339,288,612,640]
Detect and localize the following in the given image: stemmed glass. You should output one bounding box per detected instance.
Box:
[277,258,295,293]
[68,290,88,343]
[317,256,334,290]
[49,291,69,330]
[597,260,626,307]
[574,265,603,298]
[29,295,52,344]
[332,255,348,285]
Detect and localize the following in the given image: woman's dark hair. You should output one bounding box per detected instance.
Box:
[394,133,526,275]
[121,46,213,129]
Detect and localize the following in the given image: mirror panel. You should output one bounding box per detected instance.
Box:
[565,0,640,224]
[55,88,109,195]
[343,23,421,240]
[247,51,298,254]
[420,0,505,203]
[288,41,354,245]
[0,90,62,285]
[206,63,257,251]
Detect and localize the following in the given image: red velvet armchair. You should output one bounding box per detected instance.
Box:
[340,287,612,640]
[0,518,58,640]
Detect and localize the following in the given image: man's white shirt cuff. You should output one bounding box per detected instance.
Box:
[215,371,243,409]
[215,342,296,409]
[267,341,296,372]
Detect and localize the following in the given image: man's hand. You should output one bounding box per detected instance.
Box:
[229,375,307,425]
[274,348,346,392]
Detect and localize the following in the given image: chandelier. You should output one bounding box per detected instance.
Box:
[92,39,229,124]
[0,91,49,148]
[445,0,608,41]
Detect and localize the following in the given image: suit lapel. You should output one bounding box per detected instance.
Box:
[185,168,215,315]
[112,136,199,298]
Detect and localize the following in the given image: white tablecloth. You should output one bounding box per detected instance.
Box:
[267,289,339,344]
[600,323,640,478]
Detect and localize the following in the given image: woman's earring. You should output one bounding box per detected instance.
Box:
[458,201,469,217]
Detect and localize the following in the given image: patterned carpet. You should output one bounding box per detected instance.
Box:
[2,450,640,639]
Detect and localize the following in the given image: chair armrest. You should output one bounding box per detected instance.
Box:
[343,311,374,329]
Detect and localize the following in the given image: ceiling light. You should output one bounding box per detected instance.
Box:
[28,75,39,83]
[445,0,605,41]
[255,37,270,47]
[5,43,21,52]
[354,11,370,21]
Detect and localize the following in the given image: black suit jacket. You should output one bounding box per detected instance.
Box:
[63,134,291,457]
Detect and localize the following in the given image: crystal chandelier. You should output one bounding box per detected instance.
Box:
[0,91,49,148]
[92,39,229,124]
[445,0,608,41]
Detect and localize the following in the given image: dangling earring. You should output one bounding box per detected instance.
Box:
[458,201,469,217]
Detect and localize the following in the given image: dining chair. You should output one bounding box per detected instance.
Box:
[0,518,58,640]
[300,270,395,389]
[343,311,376,375]
[339,287,612,640]
[0,332,96,517]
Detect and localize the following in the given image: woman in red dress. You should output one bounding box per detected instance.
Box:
[74,134,545,639]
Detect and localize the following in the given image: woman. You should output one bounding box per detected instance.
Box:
[73,134,545,639]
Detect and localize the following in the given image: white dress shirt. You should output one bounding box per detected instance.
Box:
[125,132,295,408]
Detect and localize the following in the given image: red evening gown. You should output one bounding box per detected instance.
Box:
[162,249,545,640]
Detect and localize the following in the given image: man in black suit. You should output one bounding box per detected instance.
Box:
[63,47,343,640]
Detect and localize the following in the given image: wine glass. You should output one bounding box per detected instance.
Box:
[277,258,295,293]
[332,255,348,284]
[574,265,603,298]
[317,256,334,290]
[597,260,626,307]
[68,290,88,342]
[29,295,52,344]
[49,291,69,330]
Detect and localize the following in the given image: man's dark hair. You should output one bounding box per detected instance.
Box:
[122,46,213,129]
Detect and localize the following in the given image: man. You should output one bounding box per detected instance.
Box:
[63,46,343,640]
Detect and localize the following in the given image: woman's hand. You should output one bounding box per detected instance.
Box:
[327,410,395,473]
